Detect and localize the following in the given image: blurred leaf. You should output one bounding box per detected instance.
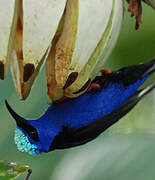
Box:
[51,133,155,180]
[0,160,31,180]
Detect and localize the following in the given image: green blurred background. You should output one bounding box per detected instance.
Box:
[0,2,155,180]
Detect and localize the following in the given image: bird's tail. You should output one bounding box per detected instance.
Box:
[142,58,155,76]
[107,82,155,129]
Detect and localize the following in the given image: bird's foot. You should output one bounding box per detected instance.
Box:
[100,69,112,74]
[88,83,101,91]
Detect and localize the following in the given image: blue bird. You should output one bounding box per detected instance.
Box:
[5,59,155,155]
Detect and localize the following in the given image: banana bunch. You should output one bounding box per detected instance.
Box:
[0,0,123,101]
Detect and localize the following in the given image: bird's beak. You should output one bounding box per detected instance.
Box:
[5,100,27,126]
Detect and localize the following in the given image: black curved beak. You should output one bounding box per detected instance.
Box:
[5,100,27,126]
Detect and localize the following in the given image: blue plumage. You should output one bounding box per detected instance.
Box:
[38,75,149,129]
[5,59,155,155]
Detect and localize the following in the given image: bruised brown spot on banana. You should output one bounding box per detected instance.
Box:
[63,72,78,89]
[23,63,35,82]
[10,0,67,99]
[0,61,4,80]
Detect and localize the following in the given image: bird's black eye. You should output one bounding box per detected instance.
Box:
[28,128,39,142]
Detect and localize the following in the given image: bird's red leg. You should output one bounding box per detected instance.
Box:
[100,69,112,74]
[88,69,112,91]
[88,83,101,91]
[54,69,112,100]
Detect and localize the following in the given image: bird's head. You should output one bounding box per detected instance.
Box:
[5,100,58,155]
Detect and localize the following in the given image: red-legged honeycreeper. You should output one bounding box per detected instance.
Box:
[5,59,155,155]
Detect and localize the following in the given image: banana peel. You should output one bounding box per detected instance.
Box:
[0,0,123,101]
[10,0,67,99]
[46,0,123,100]
[0,0,19,79]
